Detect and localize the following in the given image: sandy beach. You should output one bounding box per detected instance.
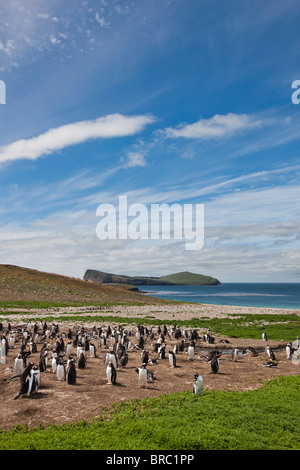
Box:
[2,301,299,323]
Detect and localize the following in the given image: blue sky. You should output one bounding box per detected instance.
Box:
[0,0,299,282]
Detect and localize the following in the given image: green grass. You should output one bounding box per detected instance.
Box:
[0,376,299,450]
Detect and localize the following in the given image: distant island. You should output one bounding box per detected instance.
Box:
[83,269,221,286]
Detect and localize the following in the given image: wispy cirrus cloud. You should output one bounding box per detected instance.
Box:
[0,113,156,164]
[163,113,263,140]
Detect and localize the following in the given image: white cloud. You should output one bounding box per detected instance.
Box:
[122,152,147,168]
[0,114,156,164]
[163,113,262,139]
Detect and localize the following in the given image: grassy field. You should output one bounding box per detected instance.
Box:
[0,376,299,450]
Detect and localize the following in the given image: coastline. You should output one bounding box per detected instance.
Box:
[2,301,299,322]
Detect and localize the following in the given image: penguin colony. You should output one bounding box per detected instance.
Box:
[0,320,298,402]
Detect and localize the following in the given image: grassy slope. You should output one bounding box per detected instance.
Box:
[0,264,168,306]
[0,376,299,450]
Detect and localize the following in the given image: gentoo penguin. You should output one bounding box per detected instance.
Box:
[33,365,41,387]
[265,345,276,361]
[66,341,72,356]
[52,355,58,373]
[119,353,128,368]
[187,342,195,361]
[168,350,177,368]
[14,362,38,399]
[56,360,66,381]
[78,350,86,369]
[158,344,166,359]
[210,355,219,374]
[262,332,268,341]
[89,342,96,358]
[0,337,7,364]
[286,342,293,359]
[66,358,76,385]
[106,362,117,385]
[108,351,118,370]
[14,354,25,375]
[141,349,149,365]
[231,347,239,362]
[193,374,203,395]
[136,363,148,388]
[245,347,258,357]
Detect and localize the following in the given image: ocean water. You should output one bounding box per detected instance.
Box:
[140,283,300,310]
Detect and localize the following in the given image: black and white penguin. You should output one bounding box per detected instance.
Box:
[286,342,293,359]
[168,350,177,368]
[14,354,25,375]
[158,344,166,359]
[65,341,72,356]
[52,355,58,373]
[106,361,116,385]
[89,342,96,358]
[78,350,86,369]
[105,351,117,369]
[66,357,76,385]
[56,359,66,381]
[231,347,239,362]
[245,347,258,357]
[193,374,203,395]
[119,353,128,368]
[14,362,38,399]
[33,365,41,387]
[210,355,219,374]
[187,341,195,361]
[262,332,268,341]
[136,363,148,388]
[265,345,276,361]
[141,349,149,365]
[39,354,47,373]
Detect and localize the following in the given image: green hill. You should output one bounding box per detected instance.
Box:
[84,269,220,286]
[159,271,221,285]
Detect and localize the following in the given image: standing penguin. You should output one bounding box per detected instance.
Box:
[106,362,117,385]
[286,342,293,359]
[231,347,239,362]
[187,342,195,361]
[56,360,66,381]
[119,353,128,368]
[33,365,41,387]
[193,374,203,395]
[66,357,76,385]
[78,350,86,369]
[14,354,25,375]
[262,332,268,341]
[14,362,38,399]
[65,341,72,356]
[265,345,276,361]
[168,350,177,368]
[89,342,96,358]
[0,337,7,364]
[210,354,219,374]
[52,355,58,373]
[136,363,148,388]
[141,349,149,365]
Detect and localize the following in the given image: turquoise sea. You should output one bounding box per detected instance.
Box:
[141,283,300,310]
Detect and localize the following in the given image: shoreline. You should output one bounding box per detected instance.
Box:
[1,301,299,322]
